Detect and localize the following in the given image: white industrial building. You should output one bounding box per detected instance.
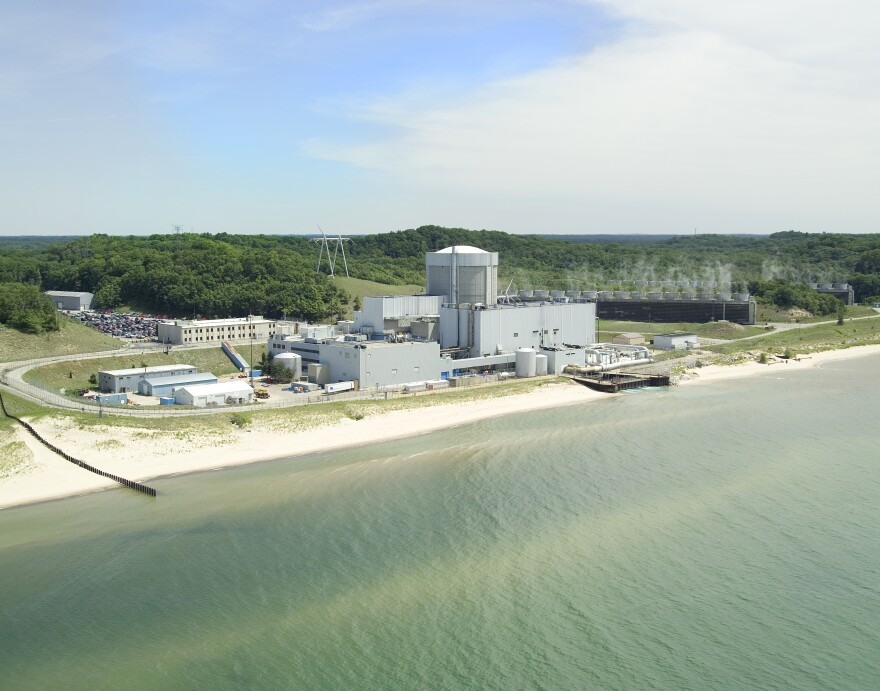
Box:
[99,364,197,393]
[45,290,93,311]
[173,381,254,407]
[158,316,276,345]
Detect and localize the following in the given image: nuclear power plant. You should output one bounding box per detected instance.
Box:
[268,244,612,390]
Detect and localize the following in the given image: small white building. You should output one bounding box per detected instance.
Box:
[173,381,255,407]
[653,332,700,350]
[45,291,93,311]
[613,332,645,345]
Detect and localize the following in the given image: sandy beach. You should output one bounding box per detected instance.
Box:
[3,343,880,509]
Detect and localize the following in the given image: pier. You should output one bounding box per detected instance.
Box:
[569,372,670,394]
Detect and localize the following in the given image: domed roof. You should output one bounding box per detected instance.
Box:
[435,245,487,254]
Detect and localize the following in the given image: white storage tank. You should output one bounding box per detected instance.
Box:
[515,348,537,378]
[535,354,549,376]
[274,352,302,380]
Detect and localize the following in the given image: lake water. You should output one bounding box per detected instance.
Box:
[1,356,879,690]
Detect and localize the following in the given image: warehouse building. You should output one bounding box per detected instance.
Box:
[157,316,276,345]
[174,381,254,407]
[137,372,218,397]
[653,333,700,350]
[45,290,93,311]
[99,364,197,393]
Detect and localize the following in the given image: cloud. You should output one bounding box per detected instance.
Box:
[305,0,880,232]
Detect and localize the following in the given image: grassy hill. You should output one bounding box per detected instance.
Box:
[0,317,123,363]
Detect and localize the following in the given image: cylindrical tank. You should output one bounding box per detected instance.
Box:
[699,292,714,300]
[535,354,549,376]
[809,282,818,289]
[583,290,599,300]
[518,289,533,299]
[819,283,833,289]
[614,291,630,299]
[630,291,643,300]
[598,291,613,300]
[635,280,648,287]
[566,290,580,298]
[550,290,565,299]
[675,281,688,288]
[716,292,732,302]
[534,290,550,299]
[515,348,537,378]
[425,245,499,306]
[648,291,663,300]
[734,292,750,301]
[834,283,849,289]
[274,352,302,380]
[664,292,677,300]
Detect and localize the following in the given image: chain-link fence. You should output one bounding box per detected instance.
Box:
[1,354,514,418]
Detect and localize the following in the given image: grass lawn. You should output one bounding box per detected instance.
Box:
[333,276,424,318]
[598,320,765,341]
[0,317,123,363]
[23,343,268,395]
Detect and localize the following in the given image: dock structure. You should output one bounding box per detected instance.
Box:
[570,372,670,394]
[0,392,157,497]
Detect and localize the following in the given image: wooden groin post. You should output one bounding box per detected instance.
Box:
[0,392,156,498]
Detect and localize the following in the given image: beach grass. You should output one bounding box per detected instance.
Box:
[0,317,123,364]
[44,376,570,436]
[708,315,880,356]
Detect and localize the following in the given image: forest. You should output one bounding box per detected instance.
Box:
[2,227,880,330]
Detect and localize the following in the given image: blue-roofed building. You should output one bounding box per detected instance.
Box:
[138,372,218,397]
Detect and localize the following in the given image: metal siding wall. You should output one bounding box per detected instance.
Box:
[361,343,440,388]
[439,307,459,348]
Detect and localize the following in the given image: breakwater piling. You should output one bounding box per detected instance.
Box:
[0,392,157,498]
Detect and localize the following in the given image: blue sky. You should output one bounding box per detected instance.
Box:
[1,1,878,236]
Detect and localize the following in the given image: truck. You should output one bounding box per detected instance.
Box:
[255,388,270,399]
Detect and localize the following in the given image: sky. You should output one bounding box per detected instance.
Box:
[1,0,878,236]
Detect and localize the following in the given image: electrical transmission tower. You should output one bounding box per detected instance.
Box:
[312,225,351,277]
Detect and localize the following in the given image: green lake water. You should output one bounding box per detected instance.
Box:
[1,356,878,690]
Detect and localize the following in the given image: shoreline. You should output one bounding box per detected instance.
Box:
[3,343,880,510]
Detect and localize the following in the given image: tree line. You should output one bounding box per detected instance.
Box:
[2,227,880,333]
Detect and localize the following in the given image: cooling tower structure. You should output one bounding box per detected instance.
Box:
[426,246,499,306]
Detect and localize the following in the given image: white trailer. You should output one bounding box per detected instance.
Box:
[324,381,355,394]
